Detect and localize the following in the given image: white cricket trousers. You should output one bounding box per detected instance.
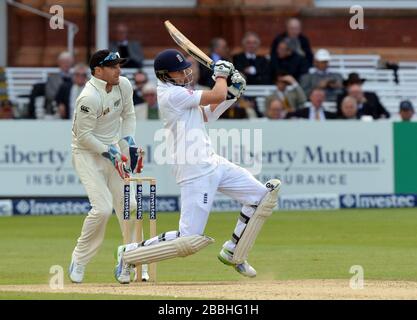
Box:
[71,151,134,265]
[179,157,268,250]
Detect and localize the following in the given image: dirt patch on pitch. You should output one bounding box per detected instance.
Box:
[1,280,417,299]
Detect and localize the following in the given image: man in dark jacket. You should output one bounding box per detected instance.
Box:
[336,72,390,119]
[270,38,309,82]
[233,32,270,85]
[286,88,337,120]
[198,37,230,88]
[270,18,313,68]
[109,23,144,68]
[55,64,89,119]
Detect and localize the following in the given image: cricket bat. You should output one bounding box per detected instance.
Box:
[164,20,214,70]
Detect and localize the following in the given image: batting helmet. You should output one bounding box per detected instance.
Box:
[154,49,191,82]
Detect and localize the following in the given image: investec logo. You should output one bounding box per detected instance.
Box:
[123,185,130,218]
[358,194,416,208]
[15,199,90,215]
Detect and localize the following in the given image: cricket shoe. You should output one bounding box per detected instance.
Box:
[217,248,257,278]
[69,259,85,284]
[114,245,132,284]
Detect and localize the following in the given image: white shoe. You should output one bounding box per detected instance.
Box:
[114,245,132,284]
[69,259,85,283]
[218,248,257,278]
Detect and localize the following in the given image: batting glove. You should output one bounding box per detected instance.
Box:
[121,136,145,174]
[227,70,246,99]
[213,60,234,79]
[102,144,130,179]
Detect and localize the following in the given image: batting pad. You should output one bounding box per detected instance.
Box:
[232,179,281,264]
[123,235,214,265]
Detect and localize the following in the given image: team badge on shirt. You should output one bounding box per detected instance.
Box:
[113,99,121,111]
[80,105,90,113]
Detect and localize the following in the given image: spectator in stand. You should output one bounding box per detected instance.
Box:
[220,97,262,119]
[264,96,287,120]
[110,23,144,68]
[338,96,361,120]
[398,100,415,122]
[132,70,148,105]
[286,88,337,120]
[346,83,390,119]
[270,18,313,69]
[198,37,230,88]
[45,51,74,115]
[300,49,343,102]
[269,71,307,112]
[336,72,365,108]
[134,83,159,120]
[270,38,309,82]
[55,63,89,119]
[0,100,15,119]
[233,32,270,85]
[337,72,390,119]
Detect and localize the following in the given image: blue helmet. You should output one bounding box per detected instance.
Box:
[154,49,191,82]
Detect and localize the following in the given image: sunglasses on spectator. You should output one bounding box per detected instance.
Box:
[99,52,121,65]
[74,72,88,77]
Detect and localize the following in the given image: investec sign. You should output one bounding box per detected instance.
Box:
[340,194,417,209]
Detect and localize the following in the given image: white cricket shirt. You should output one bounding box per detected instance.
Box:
[71,76,136,154]
[157,80,219,184]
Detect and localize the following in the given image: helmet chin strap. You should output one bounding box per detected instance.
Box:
[164,69,193,87]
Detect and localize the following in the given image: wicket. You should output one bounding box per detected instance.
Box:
[123,176,157,282]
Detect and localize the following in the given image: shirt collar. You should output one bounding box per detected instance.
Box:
[245,52,256,60]
[90,76,108,92]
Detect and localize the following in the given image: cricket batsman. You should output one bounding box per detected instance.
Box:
[114,49,281,284]
[69,50,146,283]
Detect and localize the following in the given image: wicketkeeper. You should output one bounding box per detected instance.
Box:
[69,50,145,283]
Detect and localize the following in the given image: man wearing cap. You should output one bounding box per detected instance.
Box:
[69,49,145,283]
[300,48,343,102]
[336,72,390,119]
[399,100,415,122]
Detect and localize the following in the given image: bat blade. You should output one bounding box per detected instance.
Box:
[164,20,214,70]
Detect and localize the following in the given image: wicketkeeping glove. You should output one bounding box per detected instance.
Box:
[227,70,246,99]
[102,145,130,179]
[212,60,235,79]
[121,136,144,174]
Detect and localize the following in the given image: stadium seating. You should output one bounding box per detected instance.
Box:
[5,55,417,117]
[329,54,381,70]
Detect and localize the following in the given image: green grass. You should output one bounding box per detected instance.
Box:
[1,209,417,299]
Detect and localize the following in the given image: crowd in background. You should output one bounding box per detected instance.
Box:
[1,18,414,122]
